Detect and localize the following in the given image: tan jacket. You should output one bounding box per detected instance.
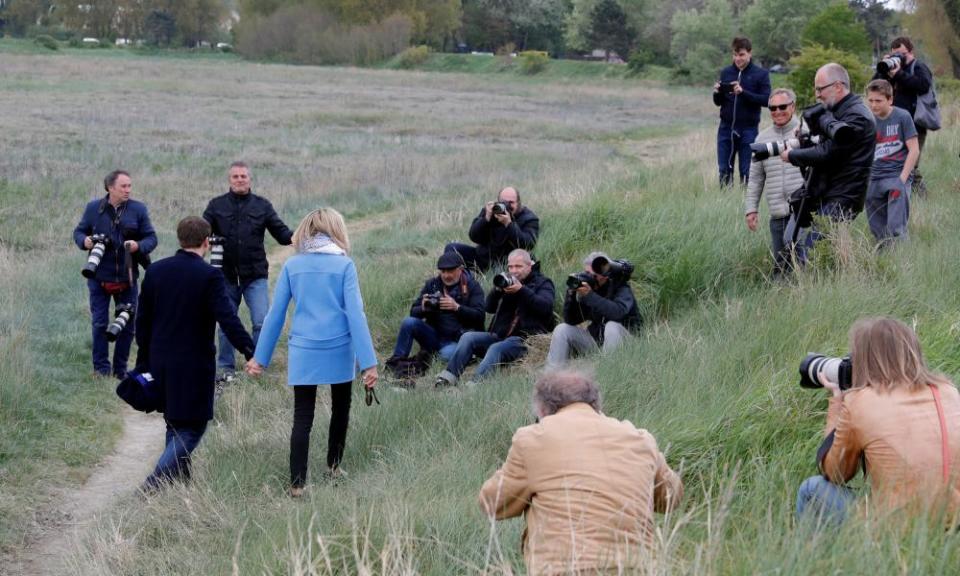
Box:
[822,383,960,518]
[478,403,683,575]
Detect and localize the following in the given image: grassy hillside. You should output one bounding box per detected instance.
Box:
[2,44,960,574]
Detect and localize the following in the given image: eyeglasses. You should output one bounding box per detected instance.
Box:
[769,103,793,111]
[814,81,839,94]
[365,386,380,407]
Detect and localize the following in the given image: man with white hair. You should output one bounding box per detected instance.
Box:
[479,371,683,575]
[545,251,640,369]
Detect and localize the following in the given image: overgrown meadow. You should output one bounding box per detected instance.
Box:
[2,43,960,574]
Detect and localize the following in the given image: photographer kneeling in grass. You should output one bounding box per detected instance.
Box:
[479,371,683,575]
[796,317,960,526]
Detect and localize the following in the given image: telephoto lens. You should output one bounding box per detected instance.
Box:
[82,234,110,278]
[105,303,134,342]
[876,54,903,75]
[493,272,515,290]
[798,353,853,391]
[566,272,595,290]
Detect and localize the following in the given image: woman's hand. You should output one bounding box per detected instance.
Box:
[818,369,843,398]
[361,366,378,389]
[245,358,263,376]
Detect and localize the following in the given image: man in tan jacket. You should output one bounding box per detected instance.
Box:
[479,371,683,575]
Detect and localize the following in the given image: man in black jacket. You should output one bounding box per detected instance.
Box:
[135,217,254,492]
[385,252,485,380]
[546,252,641,369]
[445,187,539,271]
[781,63,876,262]
[202,162,292,377]
[435,249,555,387]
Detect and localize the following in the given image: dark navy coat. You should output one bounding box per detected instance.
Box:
[135,250,254,422]
[73,196,158,283]
[712,61,771,130]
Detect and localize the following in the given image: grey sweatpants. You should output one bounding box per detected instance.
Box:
[866,176,910,242]
[545,322,630,369]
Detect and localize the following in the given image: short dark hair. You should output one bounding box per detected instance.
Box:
[177,216,211,249]
[891,37,914,52]
[867,79,893,99]
[103,170,130,192]
[732,37,752,53]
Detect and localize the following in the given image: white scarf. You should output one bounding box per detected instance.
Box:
[302,233,345,255]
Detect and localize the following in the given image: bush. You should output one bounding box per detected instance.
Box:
[518,50,549,75]
[627,49,654,75]
[787,44,869,108]
[33,35,58,51]
[396,45,430,69]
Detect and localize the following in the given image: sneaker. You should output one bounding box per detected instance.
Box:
[435,375,454,388]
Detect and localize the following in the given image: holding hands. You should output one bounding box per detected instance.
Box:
[245,358,264,376]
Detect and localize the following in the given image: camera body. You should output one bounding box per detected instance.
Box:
[798,353,853,391]
[802,103,853,145]
[208,235,225,269]
[105,303,135,342]
[493,272,516,290]
[423,291,443,309]
[876,54,903,75]
[566,272,597,291]
[492,202,509,216]
[590,255,634,282]
[719,81,737,95]
[82,233,111,279]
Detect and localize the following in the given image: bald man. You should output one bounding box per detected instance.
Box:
[445,186,540,271]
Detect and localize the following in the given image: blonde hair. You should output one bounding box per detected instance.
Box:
[849,317,952,393]
[292,208,350,253]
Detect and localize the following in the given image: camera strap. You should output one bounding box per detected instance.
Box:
[929,384,951,483]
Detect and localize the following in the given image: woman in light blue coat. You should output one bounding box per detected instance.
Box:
[246,208,378,496]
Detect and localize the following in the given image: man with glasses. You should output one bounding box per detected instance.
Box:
[545,251,641,369]
[445,186,539,272]
[780,63,876,262]
[745,89,806,275]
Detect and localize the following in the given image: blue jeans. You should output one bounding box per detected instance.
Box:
[143,420,208,490]
[717,124,758,186]
[444,331,526,380]
[218,277,268,371]
[769,215,791,274]
[392,317,457,361]
[796,475,856,525]
[87,278,138,378]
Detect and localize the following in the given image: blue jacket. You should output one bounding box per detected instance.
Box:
[135,251,254,422]
[73,196,158,283]
[713,61,771,129]
[254,253,378,385]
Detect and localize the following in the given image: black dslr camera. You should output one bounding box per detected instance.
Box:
[798,353,853,391]
[105,303,134,341]
[802,103,853,145]
[590,255,634,281]
[566,272,597,290]
[493,272,516,290]
[208,235,225,269]
[82,234,111,278]
[876,54,903,75]
[423,291,443,309]
[492,202,509,216]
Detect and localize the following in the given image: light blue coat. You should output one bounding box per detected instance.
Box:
[254,253,377,385]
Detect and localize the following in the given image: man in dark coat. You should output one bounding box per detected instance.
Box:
[444,186,539,271]
[135,216,254,491]
[202,161,293,377]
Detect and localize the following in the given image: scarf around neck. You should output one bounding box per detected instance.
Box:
[302,233,346,255]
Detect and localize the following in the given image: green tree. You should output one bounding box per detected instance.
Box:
[787,43,869,107]
[587,0,635,58]
[801,2,870,59]
[1,0,56,36]
[910,0,960,78]
[170,0,225,46]
[566,0,644,53]
[849,0,898,58]
[742,0,830,65]
[670,0,736,82]
[144,9,176,45]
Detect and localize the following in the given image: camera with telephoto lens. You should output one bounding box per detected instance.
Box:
[105,303,134,342]
[82,234,111,278]
[802,103,854,145]
[208,235,225,269]
[493,272,516,290]
[423,291,443,309]
[876,54,904,75]
[492,202,509,216]
[798,353,853,391]
[750,135,819,162]
[566,272,597,290]
[590,255,634,281]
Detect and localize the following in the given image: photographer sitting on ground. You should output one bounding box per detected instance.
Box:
[445,186,539,272]
[385,251,485,385]
[479,371,683,575]
[434,249,554,387]
[781,63,876,263]
[796,317,960,525]
[545,252,641,369]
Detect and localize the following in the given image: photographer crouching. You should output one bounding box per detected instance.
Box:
[779,63,875,265]
[445,186,539,272]
[73,170,157,379]
[795,318,960,526]
[545,252,641,369]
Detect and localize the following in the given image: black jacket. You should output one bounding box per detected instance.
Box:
[468,206,539,264]
[873,59,933,119]
[486,271,556,339]
[787,93,876,213]
[409,272,486,341]
[712,61,771,129]
[562,279,641,343]
[73,196,158,283]
[135,250,254,422]
[202,191,293,285]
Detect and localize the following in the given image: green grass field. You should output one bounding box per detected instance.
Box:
[2,42,960,575]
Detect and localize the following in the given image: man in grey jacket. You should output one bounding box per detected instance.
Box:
[745,88,806,274]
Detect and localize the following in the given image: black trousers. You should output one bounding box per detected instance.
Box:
[290,383,352,487]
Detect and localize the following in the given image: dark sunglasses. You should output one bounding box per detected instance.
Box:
[365,386,380,407]
[769,103,793,111]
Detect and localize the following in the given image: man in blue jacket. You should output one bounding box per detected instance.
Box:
[73,170,158,379]
[135,216,254,492]
[713,37,771,187]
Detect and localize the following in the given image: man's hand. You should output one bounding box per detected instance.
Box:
[83,236,94,250]
[731,81,743,95]
[484,201,495,222]
[438,294,459,311]
[124,240,140,253]
[713,81,721,93]
[779,147,791,163]
[575,283,592,298]
[245,358,263,376]
[502,281,522,294]
[745,212,759,232]
[887,59,901,78]
[361,366,379,389]
[494,212,512,226]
